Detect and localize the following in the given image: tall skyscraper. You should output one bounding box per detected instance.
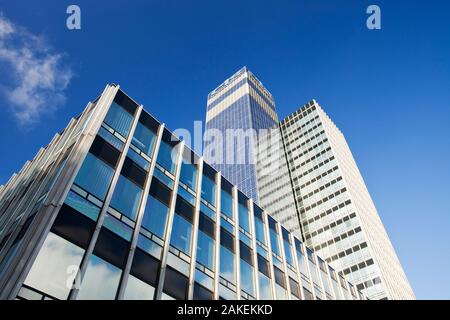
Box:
[256,100,415,300]
[204,67,278,202]
[0,84,363,300]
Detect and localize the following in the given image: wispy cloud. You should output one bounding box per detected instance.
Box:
[0,13,72,125]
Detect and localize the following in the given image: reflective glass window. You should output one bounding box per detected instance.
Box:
[220,189,233,219]
[240,259,255,296]
[238,203,250,232]
[64,190,100,221]
[123,275,155,300]
[283,238,293,266]
[180,161,197,191]
[24,232,84,300]
[141,196,169,239]
[103,101,133,138]
[157,141,178,174]
[170,214,192,255]
[254,217,266,244]
[258,273,272,300]
[196,230,215,270]
[269,229,281,256]
[132,122,156,155]
[219,246,235,283]
[74,153,114,200]
[77,255,122,300]
[109,175,142,221]
[201,175,216,205]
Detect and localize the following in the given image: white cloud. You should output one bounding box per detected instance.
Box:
[0,12,72,125]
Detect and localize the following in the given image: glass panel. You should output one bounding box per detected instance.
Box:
[170,214,192,255]
[321,270,332,297]
[195,269,214,290]
[153,168,174,189]
[238,203,250,232]
[123,275,155,300]
[24,232,84,300]
[269,229,281,256]
[220,217,234,234]
[180,161,197,190]
[296,249,309,277]
[178,187,196,205]
[240,259,255,296]
[137,235,163,258]
[127,148,150,170]
[156,141,178,174]
[219,283,236,300]
[141,196,169,239]
[193,283,213,300]
[258,273,272,300]
[196,231,215,270]
[309,260,321,286]
[132,122,156,155]
[163,267,188,300]
[98,126,124,151]
[283,239,293,266]
[103,214,133,241]
[219,246,235,283]
[109,175,143,221]
[104,102,133,137]
[220,189,233,219]
[201,175,216,205]
[254,218,266,244]
[200,202,216,221]
[74,153,114,200]
[77,255,122,300]
[64,191,100,221]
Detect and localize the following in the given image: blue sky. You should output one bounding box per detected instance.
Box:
[0,0,449,299]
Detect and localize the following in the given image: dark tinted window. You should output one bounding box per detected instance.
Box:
[193,283,213,300]
[130,248,160,286]
[121,157,147,188]
[175,196,195,223]
[239,241,253,265]
[93,228,129,269]
[198,212,215,238]
[289,277,301,298]
[149,178,172,206]
[220,227,234,252]
[257,254,270,277]
[114,90,138,115]
[163,267,188,300]
[51,204,96,249]
[89,135,120,168]
[273,266,286,288]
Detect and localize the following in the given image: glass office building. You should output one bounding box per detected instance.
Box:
[256,100,415,300]
[0,85,363,300]
[204,67,278,203]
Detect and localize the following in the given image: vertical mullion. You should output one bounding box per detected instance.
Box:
[116,120,165,299]
[248,200,260,300]
[187,157,204,300]
[277,223,291,300]
[262,211,277,299]
[314,255,327,299]
[154,140,185,300]
[323,261,336,300]
[232,186,240,300]
[213,172,221,300]
[303,243,317,300]
[290,234,305,300]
